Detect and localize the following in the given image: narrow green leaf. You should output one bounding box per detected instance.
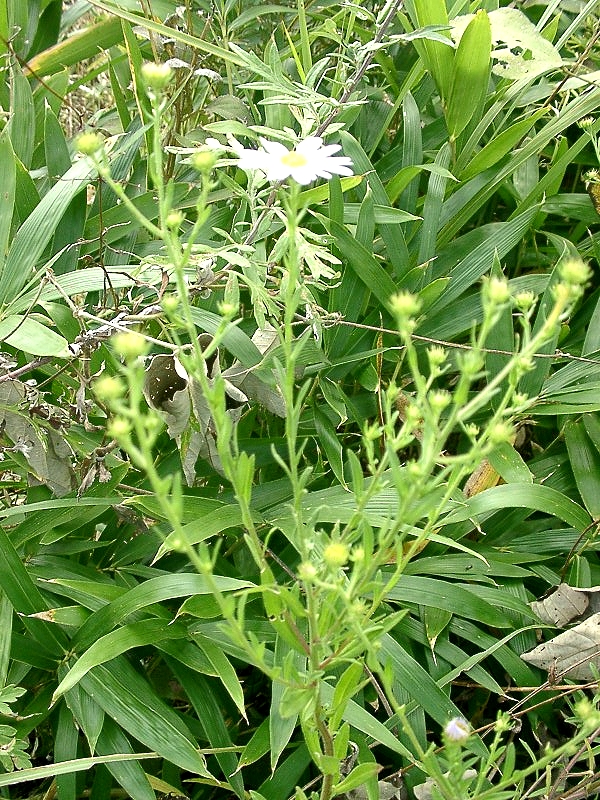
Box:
[445,10,491,139]
[460,110,548,180]
[0,752,157,788]
[386,576,512,627]
[443,483,591,531]
[53,619,188,703]
[0,526,67,656]
[194,634,245,719]
[0,156,96,306]
[7,59,34,168]
[270,635,301,770]
[26,15,124,76]
[167,662,245,798]
[73,574,253,651]
[95,718,155,800]
[81,658,211,776]
[403,0,454,101]
[55,703,79,800]
[564,419,600,518]
[318,215,397,307]
[0,131,16,269]
[0,315,69,356]
[237,717,270,770]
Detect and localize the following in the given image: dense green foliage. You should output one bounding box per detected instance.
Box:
[1,1,600,799]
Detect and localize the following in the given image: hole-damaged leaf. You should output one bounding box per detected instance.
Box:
[521,612,600,680]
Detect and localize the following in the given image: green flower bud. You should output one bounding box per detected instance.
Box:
[514,291,536,312]
[427,346,447,368]
[488,421,514,444]
[298,562,318,581]
[76,132,103,156]
[108,417,131,439]
[161,294,179,313]
[112,331,149,360]
[141,62,173,92]
[559,258,591,288]
[429,390,451,413]
[165,210,184,229]
[94,375,125,401]
[484,276,510,305]
[323,542,349,568]
[389,291,421,319]
[191,149,218,174]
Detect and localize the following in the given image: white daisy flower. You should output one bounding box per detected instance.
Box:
[235,136,354,185]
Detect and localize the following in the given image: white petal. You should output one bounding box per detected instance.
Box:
[259,138,289,157]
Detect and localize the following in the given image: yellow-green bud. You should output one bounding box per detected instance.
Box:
[389,291,421,319]
[488,421,514,444]
[165,210,184,229]
[112,331,149,359]
[514,291,536,312]
[574,698,600,731]
[458,350,484,376]
[108,417,131,439]
[578,116,595,130]
[161,294,179,313]
[76,132,103,156]
[323,542,349,568]
[94,375,125,401]
[298,562,318,581]
[484,276,510,305]
[141,62,173,92]
[217,301,238,318]
[559,258,590,288]
[191,149,218,174]
[427,346,447,368]
[429,390,451,413]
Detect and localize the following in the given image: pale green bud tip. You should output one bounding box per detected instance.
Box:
[298,562,318,581]
[578,116,595,130]
[76,132,103,156]
[94,375,125,401]
[514,291,536,312]
[191,149,218,173]
[429,390,451,413]
[141,62,173,91]
[389,291,421,319]
[559,258,591,288]
[112,331,149,359]
[218,301,238,318]
[444,716,470,742]
[574,698,600,730]
[484,276,510,305]
[323,542,350,568]
[161,294,179,313]
[165,211,184,229]
[427,346,447,367]
[459,350,484,375]
[108,417,131,438]
[488,421,514,444]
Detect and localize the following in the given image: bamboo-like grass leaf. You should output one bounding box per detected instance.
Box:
[564,419,600,519]
[0,156,96,306]
[80,658,212,776]
[445,10,491,140]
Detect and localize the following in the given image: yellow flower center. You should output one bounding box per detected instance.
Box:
[281,151,308,167]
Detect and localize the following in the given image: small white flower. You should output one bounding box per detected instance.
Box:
[444,717,471,742]
[235,136,354,185]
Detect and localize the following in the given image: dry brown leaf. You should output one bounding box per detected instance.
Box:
[521,612,600,681]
